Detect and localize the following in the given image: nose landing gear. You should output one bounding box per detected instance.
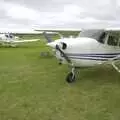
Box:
[66,67,76,83]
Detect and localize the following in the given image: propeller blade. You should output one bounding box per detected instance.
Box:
[56,44,71,63]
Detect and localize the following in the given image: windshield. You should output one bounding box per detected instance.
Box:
[80,29,105,41]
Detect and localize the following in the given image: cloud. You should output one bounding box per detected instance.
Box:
[1,2,40,21]
[0,0,119,29]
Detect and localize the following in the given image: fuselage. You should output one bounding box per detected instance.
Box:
[47,37,120,67]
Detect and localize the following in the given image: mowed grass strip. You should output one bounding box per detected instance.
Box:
[0,40,120,120]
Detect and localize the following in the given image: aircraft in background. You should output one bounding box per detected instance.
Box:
[0,33,40,47]
[43,29,120,83]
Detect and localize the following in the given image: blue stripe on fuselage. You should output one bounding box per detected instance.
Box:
[63,53,120,61]
[66,53,120,56]
[69,57,108,61]
[66,53,120,59]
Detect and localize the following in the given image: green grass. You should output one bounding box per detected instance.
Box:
[0,39,120,120]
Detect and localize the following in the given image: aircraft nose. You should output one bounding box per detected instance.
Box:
[47,42,56,48]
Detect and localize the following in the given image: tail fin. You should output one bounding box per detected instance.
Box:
[43,32,53,43]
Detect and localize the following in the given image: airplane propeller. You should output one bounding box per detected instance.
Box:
[55,44,71,63]
[43,31,71,63]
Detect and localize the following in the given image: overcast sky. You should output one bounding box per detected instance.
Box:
[0,0,120,30]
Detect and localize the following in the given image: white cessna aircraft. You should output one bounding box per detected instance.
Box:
[0,33,40,47]
[43,29,120,83]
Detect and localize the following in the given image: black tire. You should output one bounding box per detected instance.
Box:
[66,72,75,83]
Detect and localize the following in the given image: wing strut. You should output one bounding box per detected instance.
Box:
[111,55,120,73]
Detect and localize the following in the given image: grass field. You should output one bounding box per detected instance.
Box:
[0,39,120,120]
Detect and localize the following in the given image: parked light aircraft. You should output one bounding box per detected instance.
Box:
[43,29,120,83]
[0,33,40,47]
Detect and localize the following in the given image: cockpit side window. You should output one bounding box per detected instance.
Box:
[107,33,119,46]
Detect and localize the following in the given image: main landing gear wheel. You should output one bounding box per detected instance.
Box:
[66,72,76,83]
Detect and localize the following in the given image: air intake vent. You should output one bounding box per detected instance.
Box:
[61,42,67,50]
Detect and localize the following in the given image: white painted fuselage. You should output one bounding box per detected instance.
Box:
[47,37,120,67]
[0,33,40,47]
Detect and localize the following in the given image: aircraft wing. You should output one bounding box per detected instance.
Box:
[34,28,81,37]
[34,28,81,31]
[12,39,40,43]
